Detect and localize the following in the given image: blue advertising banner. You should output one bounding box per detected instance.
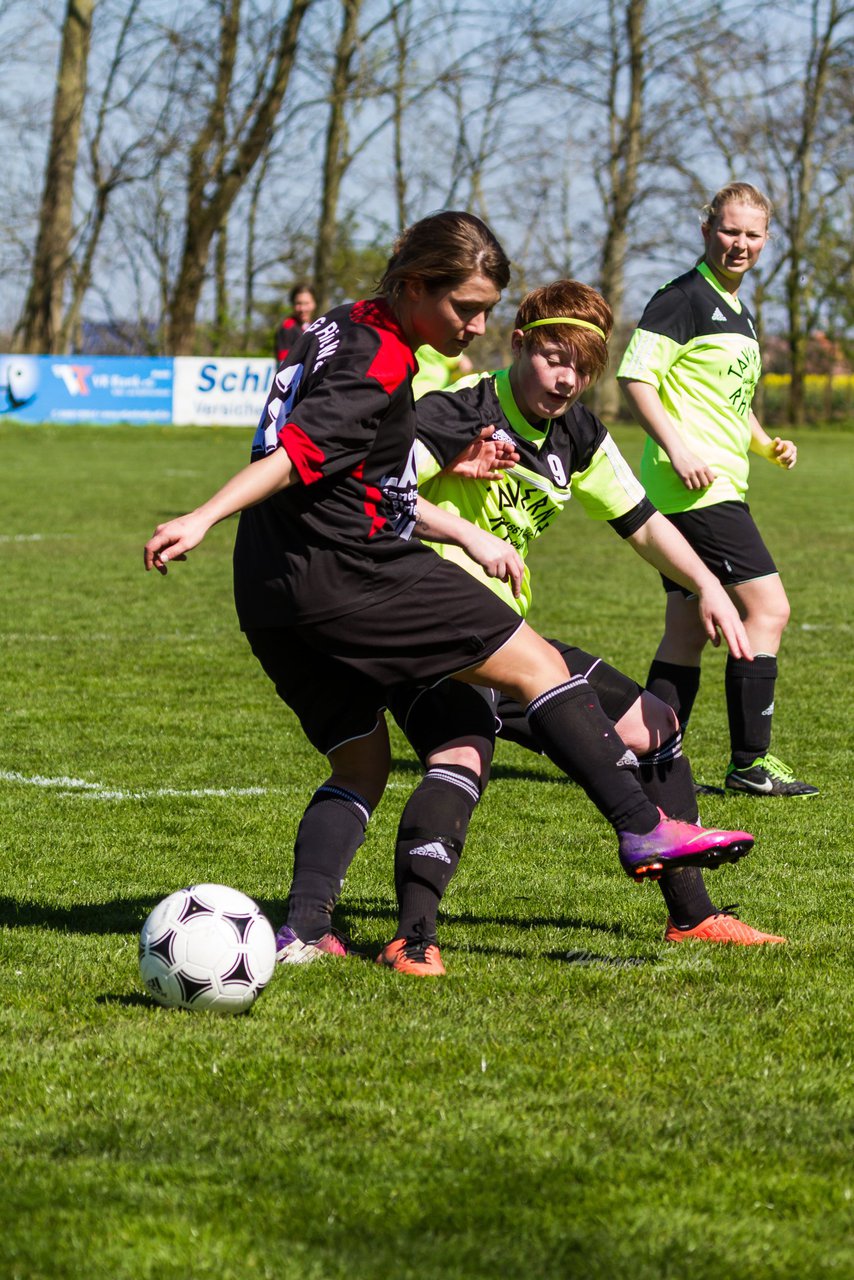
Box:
[0,355,174,424]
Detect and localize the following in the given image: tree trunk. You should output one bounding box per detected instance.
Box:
[596,0,645,420]
[313,0,363,311]
[784,0,839,426]
[15,0,94,354]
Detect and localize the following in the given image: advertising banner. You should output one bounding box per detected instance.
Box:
[0,354,173,424]
[172,358,275,426]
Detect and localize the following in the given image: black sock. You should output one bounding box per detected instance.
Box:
[394,764,481,941]
[636,729,698,822]
[286,784,371,940]
[526,679,659,834]
[646,659,701,731]
[726,654,776,768]
[658,866,716,929]
[635,729,715,925]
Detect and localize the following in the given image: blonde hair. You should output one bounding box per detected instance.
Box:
[378,211,510,304]
[703,182,773,230]
[514,280,613,384]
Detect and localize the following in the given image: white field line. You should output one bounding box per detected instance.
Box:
[0,533,72,543]
[0,770,269,802]
[0,769,411,802]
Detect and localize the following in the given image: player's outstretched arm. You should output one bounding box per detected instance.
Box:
[627,512,752,658]
[415,496,524,597]
[748,412,797,469]
[144,446,296,574]
[441,426,520,481]
[619,378,716,491]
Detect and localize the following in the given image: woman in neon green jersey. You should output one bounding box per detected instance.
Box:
[618,182,816,797]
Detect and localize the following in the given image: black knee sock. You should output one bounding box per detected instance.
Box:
[636,730,698,822]
[526,679,659,834]
[394,764,481,942]
[646,659,701,731]
[286,784,371,940]
[658,865,716,929]
[726,654,776,768]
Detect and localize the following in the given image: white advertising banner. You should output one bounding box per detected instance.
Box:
[172,357,275,426]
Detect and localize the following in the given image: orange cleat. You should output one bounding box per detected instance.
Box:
[377,936,447,976]
[665,909,787,945]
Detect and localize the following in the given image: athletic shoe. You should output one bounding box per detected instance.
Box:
[275,924,356,965]
[618,808,754,882]
[665,908,787,945]
[725,754,819,797]
[377,936,446,976]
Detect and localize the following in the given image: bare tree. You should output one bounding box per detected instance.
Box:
[595,0,645,417]
[679,2,853,424]
[777,0,852,423]
[56,0,168,352]
[165,0,312,355]
[313,0,364,310]
[15,0,94,353]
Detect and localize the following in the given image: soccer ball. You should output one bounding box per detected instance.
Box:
[139,883,277,1014]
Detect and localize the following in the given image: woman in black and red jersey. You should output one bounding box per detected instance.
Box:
[144,210,754,976]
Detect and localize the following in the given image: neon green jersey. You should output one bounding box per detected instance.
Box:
[617,262,761,513]
[416,368,651,617]
[412,346,465,398]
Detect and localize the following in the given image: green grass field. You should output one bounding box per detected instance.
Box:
[1,422,852,1279]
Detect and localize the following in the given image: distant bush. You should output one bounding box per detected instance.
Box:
[759,374,854,427]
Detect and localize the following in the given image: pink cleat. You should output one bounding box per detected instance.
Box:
[274,925,358,964]
[618,809,754,882]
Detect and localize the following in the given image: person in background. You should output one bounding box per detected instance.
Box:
[274,284,317,364]
[618,182,817,798]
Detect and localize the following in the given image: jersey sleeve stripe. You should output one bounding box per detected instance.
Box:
[617,329,681,382]
[599,432,647,504]
[278,422,326,484]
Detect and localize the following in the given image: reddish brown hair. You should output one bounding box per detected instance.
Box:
[515,280,613,383]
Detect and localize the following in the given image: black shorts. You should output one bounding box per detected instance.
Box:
[244,559,521,756]
[390,640,642,764]
[245,627,387,755]
[660,501,777,595]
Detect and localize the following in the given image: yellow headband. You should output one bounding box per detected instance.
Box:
[521,316,607,341]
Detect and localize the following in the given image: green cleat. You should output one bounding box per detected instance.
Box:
[725,754,818,797]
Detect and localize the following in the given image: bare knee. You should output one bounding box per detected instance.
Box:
[327,722,390,808]
[615,692,679,754]
[656,594,709,665]
[463,625,568,705]
[426,739,492,781]
[733,576,791,652]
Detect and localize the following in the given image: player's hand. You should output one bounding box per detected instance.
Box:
[144,512,209,574]
[768,436,797,469]
[697,581,753,659]
[460,526,525,598]
[442,426,520,481]
[671,446,716,491]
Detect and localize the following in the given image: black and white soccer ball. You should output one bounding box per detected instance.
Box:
[139,884,276,1014]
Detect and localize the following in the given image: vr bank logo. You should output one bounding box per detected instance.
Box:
[52,363,93,395]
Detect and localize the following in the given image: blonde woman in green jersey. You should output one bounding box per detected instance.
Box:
[618,182,817,797]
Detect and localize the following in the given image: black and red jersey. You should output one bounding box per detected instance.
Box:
[234,298,438,626]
